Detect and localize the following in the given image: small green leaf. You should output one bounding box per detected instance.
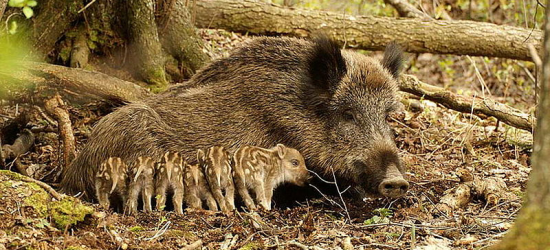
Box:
[22,6,34,18]
[8,21,18,34]
[8,0,26,8]
[27,0,38,7]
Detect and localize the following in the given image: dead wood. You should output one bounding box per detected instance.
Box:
[180,240,203,250]
[193,0,542,61]
[383,0,431,19]
[44,94,76,168]
[17,62,151,104]
[1,129,34,160]
[399,74,535,132]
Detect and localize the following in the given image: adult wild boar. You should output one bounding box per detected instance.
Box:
[61,36,409,201]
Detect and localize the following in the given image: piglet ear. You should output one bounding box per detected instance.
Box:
[276,144,286,159]
[197,149,205,163]
[381,42,403,79]
[308,35,347,94]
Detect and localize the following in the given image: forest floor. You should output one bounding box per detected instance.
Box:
[0,30,535,250]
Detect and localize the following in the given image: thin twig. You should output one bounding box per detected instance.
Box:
[77,0,97,13]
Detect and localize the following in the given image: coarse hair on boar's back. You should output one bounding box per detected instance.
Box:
[61,36,409,201]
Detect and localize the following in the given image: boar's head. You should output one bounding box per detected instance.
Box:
[304,38,408,199]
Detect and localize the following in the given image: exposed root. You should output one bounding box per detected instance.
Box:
[44,94,76,168]
[19,174,63,200]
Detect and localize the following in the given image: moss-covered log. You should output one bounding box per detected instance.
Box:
[193,0,542,61]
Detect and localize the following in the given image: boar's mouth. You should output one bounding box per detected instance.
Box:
[352,161,409,199]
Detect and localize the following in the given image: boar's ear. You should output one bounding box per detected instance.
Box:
[308,35,347,94]
[381,42,403,79]
[276,144,286,159]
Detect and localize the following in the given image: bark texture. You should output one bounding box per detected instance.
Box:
[21,63,151,104]
[127,0,168,89]
[194,0,542,61]
[159,0,210,77]
[31,0,81,56]
[44,95,76,167]
[493,0,550,248]
[383,0,430,19]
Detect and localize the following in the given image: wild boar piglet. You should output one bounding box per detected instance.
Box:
[155,152,185,214]
[198,146,235,212]
[233,144,309,210]
[184,157,218,211]
[95,157,128,209]
[125,156,156,214]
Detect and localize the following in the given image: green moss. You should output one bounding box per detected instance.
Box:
[493,205,550,250]
[144,68,168,93]
[50,197,94,230]
[238,242,264,250]
[24,191,49,217]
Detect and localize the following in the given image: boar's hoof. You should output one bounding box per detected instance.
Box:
[378,178,409,198]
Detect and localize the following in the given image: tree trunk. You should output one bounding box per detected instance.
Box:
[193,0,542,61]
[158,0,210,78]
[493,0,550,248]
[31,0,81,56]
[127,0,168,90]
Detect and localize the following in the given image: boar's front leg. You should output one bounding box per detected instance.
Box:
[233,173,256,210]
[208,176,227,212]
[142,179,154,212]
[253,178,269,210]
[155,181,168,211]
[203,189,219,211]
[263,180,275,209]
[125,183,140,215]
[224,182,236,211]
[95,183,110,209]
[173,181,185,214]
[185,188,202,210]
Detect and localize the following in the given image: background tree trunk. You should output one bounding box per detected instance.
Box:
[493,0,550,248]
[127,0,168,90]
[158,0,210,78]
[193,0,542,61]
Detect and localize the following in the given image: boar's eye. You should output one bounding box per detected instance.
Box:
[342,109,355,122]
[291,159,299,167]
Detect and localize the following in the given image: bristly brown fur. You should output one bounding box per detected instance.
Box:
[62,36,408,201]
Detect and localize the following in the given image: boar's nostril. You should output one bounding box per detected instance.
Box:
[378,178,409,198]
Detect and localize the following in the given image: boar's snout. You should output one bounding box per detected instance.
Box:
[378,177,409,198]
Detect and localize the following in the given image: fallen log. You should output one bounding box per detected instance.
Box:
[400,74,535,132]
[193,0,541,61]
[15,63,152,104]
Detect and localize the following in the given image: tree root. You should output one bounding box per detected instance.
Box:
[160,0,210,78]
[44,94,76,168]
[127,0,168,89]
